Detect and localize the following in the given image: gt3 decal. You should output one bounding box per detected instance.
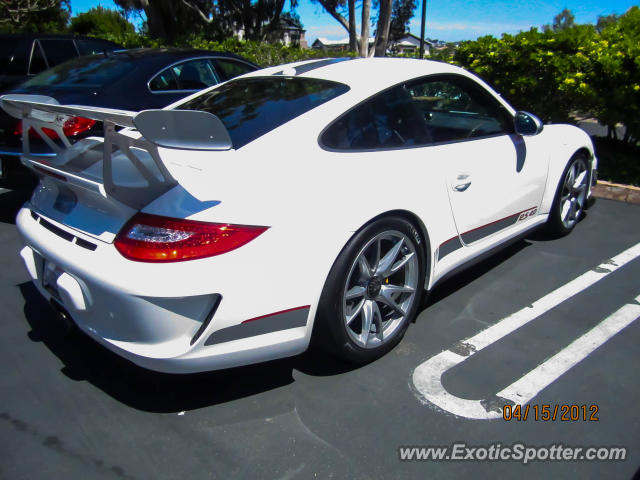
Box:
[439,207,538,260]
[517,207,538,222]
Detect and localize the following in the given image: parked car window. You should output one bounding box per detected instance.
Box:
[214,59,256,80]
[29,41,48,75]
[0,38,30,76]
[150,59,219,92]
[405,75,513,142]
[76,39,116,56]
[180,77,349,149]
[149,68,179,91]
[39,39,78,68]
[23,54,135,88]
[322,84,431,150]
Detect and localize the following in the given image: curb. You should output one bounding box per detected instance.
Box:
[592,180,640,205]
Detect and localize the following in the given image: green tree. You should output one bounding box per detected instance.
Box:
[0,0,70,33]
[389,0,417,42]
[595,13,620,33]
[69,6,136,38]
[114,0,214,41]
[585,6,640,142]
[114,0,299,43]
[314,0,411,56]
[551,8,575,32]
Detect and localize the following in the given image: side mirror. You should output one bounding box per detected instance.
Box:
[514,111,544,136]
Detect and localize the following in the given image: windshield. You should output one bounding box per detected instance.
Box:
[22,53,134,89]
[179,76,349,149]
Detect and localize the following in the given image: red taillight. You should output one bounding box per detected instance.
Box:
[114,213,269,262]
[62,116,97,137]
[14,117,97,139]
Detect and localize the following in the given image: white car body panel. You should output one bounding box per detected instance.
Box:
[4,58,596,373]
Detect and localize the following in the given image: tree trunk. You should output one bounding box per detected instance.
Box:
[373,0,392,57]
[140,0,168,40]
[360,0,370,57]
[348,0,357,52]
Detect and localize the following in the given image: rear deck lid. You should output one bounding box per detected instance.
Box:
[0,94,232,242]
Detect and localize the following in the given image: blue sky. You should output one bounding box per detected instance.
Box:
[70,0,639,43]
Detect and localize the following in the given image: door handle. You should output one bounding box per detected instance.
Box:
[452,173,472,192]
[454,182,472,192]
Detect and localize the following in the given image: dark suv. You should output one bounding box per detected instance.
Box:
[0,33,121,93]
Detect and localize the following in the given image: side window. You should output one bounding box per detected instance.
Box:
[29,41,48,75]
[39,39,78,67]
[150,59,220,91]
[214,59,256,80]
[149,68,178,91]
[322,85,431,150]
[173,59,219,90]
[406,76,513,142]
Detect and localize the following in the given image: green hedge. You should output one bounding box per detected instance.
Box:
[100,33,356,66]
[431,7,640,144]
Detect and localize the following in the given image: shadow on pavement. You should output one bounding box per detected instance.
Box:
[0,186,33,224]
[426,238,531,308]
[19,281,357,414]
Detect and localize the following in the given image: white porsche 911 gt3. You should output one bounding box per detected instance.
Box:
[1,57,597,373]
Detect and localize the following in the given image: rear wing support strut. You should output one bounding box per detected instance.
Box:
[0,94,232,210]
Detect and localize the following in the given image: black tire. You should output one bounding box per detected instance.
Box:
[546,152,590,237]
[314,216,426,364]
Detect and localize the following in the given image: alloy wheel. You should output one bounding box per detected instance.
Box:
[342,230,419,349]
[560,157,588,230]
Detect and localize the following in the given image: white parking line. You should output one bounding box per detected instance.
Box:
[498,298,640,404]
[0,188,10,195]
[412,242,640,419]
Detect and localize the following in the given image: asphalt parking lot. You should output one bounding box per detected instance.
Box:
[0,186,638,480]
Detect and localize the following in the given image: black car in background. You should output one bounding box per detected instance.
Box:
[0,48,259,184]
[0,33,121,93]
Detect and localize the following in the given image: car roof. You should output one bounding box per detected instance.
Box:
[107,48,258,66]
[246,57,474,97]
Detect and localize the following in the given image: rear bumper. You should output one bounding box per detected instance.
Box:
[16,206,312,373]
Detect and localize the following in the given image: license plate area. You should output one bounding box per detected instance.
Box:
[42,260,63,299]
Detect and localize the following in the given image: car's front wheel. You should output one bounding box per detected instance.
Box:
[546,152,590,237]
[315,217,425,364]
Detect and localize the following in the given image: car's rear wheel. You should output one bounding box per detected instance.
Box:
[546,152,590,237]
[315,217,425,364]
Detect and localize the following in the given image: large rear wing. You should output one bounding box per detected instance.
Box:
[0,94,232,209]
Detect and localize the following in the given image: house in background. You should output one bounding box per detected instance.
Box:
[311,37,375,52]
[389,33,434,56]
[276,16,307,48]
[235,16,307,48]
[311,34,435,56]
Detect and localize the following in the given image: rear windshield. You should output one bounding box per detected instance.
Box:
[22,54,134,89]
[179,76,349,149]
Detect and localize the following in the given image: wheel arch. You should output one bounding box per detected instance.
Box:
[539,125,596,214]
[357,209,433,289]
